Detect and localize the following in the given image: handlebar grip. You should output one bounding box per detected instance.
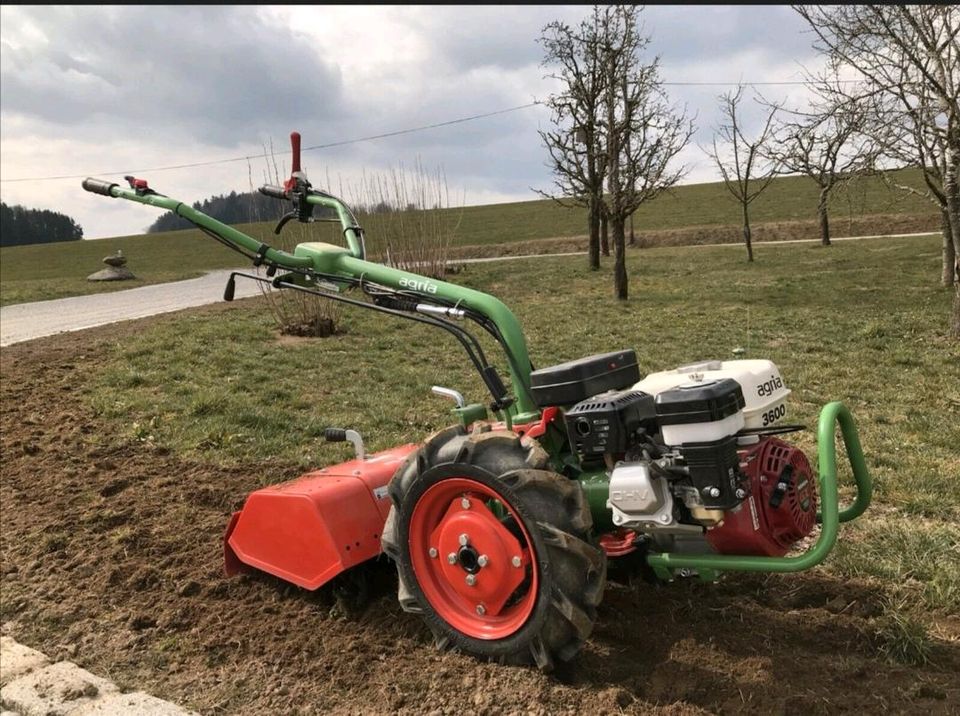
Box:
[259,184,288,200]
[82,178,119,196]
[324,428,346,442]
[290,132,301,174]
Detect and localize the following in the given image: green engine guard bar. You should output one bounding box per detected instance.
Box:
[647,401,872,578]
[82,178,539,419]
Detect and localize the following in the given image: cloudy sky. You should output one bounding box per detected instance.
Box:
[0,5,822,240]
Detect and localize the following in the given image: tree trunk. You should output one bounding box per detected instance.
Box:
[954,287,960,339]
[818,187,831,246]
[612,215,628,300]
[604,47,622,296]
[588,196,601,271]
[600,210,610,257]
[742,204,754,262]
[628,212,635,246]
[943,149,960,338]
[942,209,956,287]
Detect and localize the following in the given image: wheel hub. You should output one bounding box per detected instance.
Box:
[457,543,481,573]
[408,477,537,640]
[429,495,527,613]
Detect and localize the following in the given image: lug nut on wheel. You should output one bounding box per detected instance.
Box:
[428,547,438,558]
[511,555,522,568]
[475,604,486,616]
[458,533,469,546]
[477,554,489,568]
[447,552,458,564]
[460,497,471,509]
[465,574,477,586]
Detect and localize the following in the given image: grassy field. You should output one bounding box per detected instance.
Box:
[0,168,935,306]
[81,235,959,622]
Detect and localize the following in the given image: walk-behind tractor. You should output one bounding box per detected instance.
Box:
[83,133,872,670]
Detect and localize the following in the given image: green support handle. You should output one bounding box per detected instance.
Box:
[818,401,872,524]
[646,401,872,577]
[83,180,315,270]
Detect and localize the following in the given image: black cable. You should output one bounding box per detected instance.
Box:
[464,313,535,404]
[358,282,494,370]
[737,424,806,437]
[198,226,260,263]
[382,285,532,399]
[189,217,525,407]
[231,272,504,403]
[365,284,517,382]
[272,278,493,389]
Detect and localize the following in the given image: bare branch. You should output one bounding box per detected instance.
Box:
[794,4,960,318]
[704,85,781,259]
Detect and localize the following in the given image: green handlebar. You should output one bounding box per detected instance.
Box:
[99,184,315,269]
[646,401,872,576]
[84,178,538,416]
[304,194,365,259]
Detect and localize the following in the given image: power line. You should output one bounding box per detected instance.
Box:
[0,102,540,184]
[0,79,867,184]
[662,80,862,86]
[301,102,541,152]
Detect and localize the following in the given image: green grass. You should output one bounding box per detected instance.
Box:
[0,222,263,306]
[453,166,932,244]
[0,168,934,306]
[830,518,960,612]
[82,234,959,613]
[875,597,935,666]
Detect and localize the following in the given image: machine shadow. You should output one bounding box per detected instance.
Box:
[551,571,901,708]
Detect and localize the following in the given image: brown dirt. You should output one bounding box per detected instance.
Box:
[2,314,958,715]
[447,212,938,260]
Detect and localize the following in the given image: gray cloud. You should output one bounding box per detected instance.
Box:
[1,6,344,146]
[0,6,824,239]
[644,6,815,69]
[399,6,584,73]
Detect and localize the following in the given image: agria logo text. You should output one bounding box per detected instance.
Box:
[757,375,784,397]
[399,277,438,294]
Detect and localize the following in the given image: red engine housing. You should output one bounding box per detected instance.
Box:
[706,437,817,557]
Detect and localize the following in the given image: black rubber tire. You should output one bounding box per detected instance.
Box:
[381,426,606,670]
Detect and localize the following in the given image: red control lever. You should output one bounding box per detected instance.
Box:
[290,131,301,174]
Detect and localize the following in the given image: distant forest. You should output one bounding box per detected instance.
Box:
[147,190,284,233]
[146,188,405,233]
[1,202,84,247]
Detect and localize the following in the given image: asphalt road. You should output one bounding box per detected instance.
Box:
[0,255,585,347]
[0,231,934,347]
[0,268,256,347]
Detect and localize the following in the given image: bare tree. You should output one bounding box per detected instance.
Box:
[538,10,608,271]
[795,4,960,334]
[869,85,955,285]
[706,85,780,262]
[598,5,694,299]
[354,161,461,279]
[768,84,875,246]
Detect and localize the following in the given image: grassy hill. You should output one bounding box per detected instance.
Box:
[0,168,936,306]
[451,168,934,245]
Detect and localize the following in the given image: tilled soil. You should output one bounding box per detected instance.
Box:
[1,315,958,715]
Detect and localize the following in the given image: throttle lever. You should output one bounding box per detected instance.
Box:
[274,211,296,235]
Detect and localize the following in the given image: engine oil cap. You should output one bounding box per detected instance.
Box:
[654,378,745,425]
